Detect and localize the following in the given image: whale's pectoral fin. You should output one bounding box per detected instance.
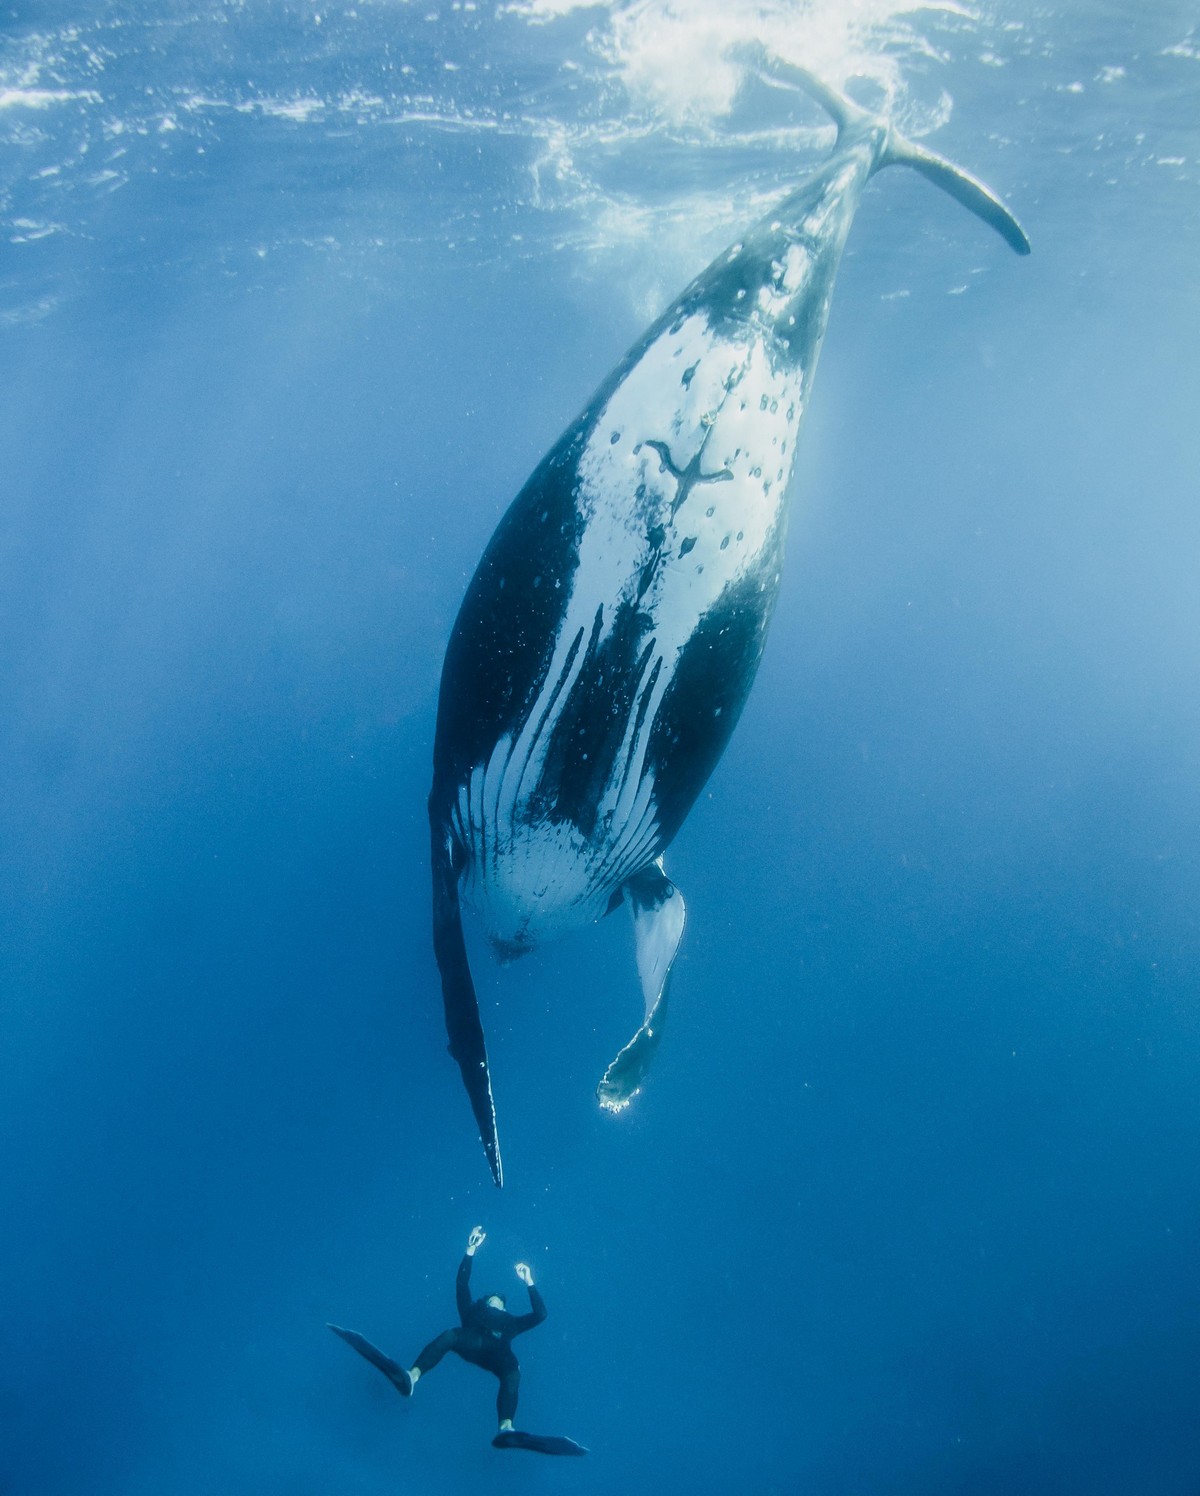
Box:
[597,859,686,1113]
[431,826,503,1187]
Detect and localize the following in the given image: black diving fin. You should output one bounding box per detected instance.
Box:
[327,1323,412,1396]
[493,1428,587,1456]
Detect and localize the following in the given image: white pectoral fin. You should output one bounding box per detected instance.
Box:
[597,859,686,1112]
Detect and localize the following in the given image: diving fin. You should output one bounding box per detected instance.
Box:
[493,1429,588,1456]
[327,1323,412,1396]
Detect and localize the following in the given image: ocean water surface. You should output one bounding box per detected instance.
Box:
[3,2,1200,1491]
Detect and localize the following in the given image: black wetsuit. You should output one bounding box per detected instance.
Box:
[413,1253,546,1423]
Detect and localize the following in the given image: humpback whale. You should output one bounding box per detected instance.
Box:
[429,66,1029,1185]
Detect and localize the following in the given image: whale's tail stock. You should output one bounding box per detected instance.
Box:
[741,49,1031,257]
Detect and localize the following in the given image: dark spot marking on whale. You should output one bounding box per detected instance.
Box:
[679,536,697,558]
[681,360,699,389]
[636,525,667,601]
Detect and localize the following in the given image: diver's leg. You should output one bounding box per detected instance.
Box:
[489,1355,587,1456]
[495,1361,520,1431]
[410,1328,461,1388]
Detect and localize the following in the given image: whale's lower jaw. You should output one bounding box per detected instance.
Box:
[458,806,660,955]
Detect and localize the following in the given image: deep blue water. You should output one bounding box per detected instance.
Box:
[3,3,1200,1492]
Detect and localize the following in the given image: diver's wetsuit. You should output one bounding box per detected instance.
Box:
[413,1253,546,1423]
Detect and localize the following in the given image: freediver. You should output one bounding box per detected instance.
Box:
[328,1225,586,1456]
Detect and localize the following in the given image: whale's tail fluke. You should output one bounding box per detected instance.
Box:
[880,134,1031,256]
[742,51,1031,256]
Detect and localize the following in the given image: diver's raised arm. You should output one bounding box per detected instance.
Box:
[508,1262,546,1335]
[457,1227,485,1320]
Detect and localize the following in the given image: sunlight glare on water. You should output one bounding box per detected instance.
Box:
[0,0,1015,321]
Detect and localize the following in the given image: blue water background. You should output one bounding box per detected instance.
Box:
[3,2,1200,1492]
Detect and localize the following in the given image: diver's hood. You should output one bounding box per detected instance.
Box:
[468,1297,509,1332]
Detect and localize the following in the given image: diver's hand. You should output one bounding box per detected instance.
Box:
[514,1262,534,1286]
[467,1226,486,1256]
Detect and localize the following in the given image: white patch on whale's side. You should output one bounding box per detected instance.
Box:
[455,309,804,952]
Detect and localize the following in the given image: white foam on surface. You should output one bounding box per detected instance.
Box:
[0,0,972,320]
[2,2,1167,321]
[1,81,105,109]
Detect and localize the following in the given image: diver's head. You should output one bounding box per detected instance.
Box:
[485,1294,506,1311]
